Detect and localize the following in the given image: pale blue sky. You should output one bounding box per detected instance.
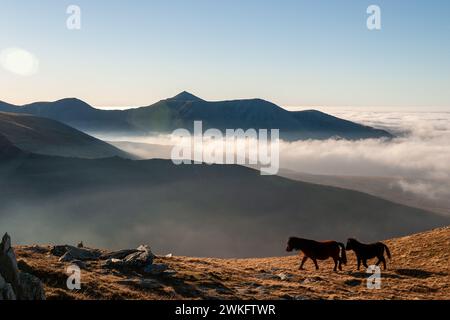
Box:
[0,0,449,109]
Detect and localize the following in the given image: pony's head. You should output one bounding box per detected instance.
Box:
[286,237,298,252]
[346,238,357,251]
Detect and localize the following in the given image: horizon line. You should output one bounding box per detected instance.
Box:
[2,94,450,112]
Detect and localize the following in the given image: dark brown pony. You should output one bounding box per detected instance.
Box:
[346,238,391,270]
[286,237,347,271]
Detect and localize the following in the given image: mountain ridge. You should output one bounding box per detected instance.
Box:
[0,92,393,140]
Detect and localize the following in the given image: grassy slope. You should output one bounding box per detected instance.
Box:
[14,226,449,300]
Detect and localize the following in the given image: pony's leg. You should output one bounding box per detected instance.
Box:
[333,258,338,272]
[299,256,308,270]
[338,258,343,271]
[357,258,361,270]
[381,256,387,270]
[362,259,369,269]
[312,259,319,270]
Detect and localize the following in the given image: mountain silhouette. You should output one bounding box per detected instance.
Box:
[0,99,132,133]
[0,112,131,159]
[169,91,204,102]
[0,93,392,140]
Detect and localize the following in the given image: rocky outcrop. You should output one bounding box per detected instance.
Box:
[0,232,21,295]
[49,242,158,275]
[0,233,45,300]
[50,245,102,262]
[102,245,155,273]
[0,275,16,300]
[100,249,140,260]
[49,242,160,275]
[18,272,46,300]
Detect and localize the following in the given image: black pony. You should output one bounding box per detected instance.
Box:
[286,237,347,271]
[346,238,391,270]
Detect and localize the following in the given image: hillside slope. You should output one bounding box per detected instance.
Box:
[0,133,23,158]
[1,150,448,258]
[0,112,131,159]
[278,169,450,216]
[13,226,450,300]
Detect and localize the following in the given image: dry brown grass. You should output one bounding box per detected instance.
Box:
[14,226,449,300]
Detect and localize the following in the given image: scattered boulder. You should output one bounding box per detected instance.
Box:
[102,245,155,273]
[0,233,46,300]
[51,245,102,262]
[58,252,74,262]
[50,245,69,257]
[100,249,140,260]
[122,245,154,268]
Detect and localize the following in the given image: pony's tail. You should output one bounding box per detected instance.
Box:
[338,242,347,265]
[383,244,391,260]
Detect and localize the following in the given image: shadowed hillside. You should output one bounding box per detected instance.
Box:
[1,146,448,257]
[0,112,132,159]
[278,169,450,216]
[0,133,23,158]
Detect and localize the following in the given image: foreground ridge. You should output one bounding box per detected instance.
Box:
[11,226,450,300]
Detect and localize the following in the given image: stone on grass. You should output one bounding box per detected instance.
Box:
[100,249,140,260]
[51,245,101,261]
[102,245,155,273]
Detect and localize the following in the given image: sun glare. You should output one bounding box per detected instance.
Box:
[0,47,39,76]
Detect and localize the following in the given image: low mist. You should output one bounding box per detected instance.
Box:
[100,110,450,205]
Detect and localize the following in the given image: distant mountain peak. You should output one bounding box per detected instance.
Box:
[169,91,204,102]
[54,98,93,108]
[19,98,94,111]
[58,97,86,103]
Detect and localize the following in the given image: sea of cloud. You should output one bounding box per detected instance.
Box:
[99,108,450,202]
[285,107,450,200]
